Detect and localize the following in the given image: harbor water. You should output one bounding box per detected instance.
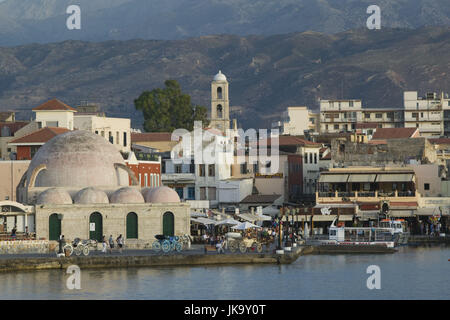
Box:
[0,245,448,300]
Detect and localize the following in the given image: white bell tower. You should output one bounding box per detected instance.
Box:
[210,70,230,132]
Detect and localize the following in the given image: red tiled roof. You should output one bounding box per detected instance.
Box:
[0,121,29,136]
[32,99,77,112]
[263,135,320,147]
[131,132,178,142]
[9,127,70,144]
[428,138,450,145]
[356,123,380,129]
[371,128,418,140]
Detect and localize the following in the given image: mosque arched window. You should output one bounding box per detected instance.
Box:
[162,212,175,237]
[126,212,138,239]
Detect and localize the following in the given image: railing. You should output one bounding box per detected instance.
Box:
[358,191,375,197]
[338,192,355,197]
[317,190,417,199]
[398,191,415,197]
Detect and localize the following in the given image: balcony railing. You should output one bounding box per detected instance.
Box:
[317,190,416,200]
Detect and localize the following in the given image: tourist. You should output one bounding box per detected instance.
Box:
[102,235,107,253]
[109,235,114,254]
[11,226,17,240]
[117,234,124,253]
[58,234,65,254]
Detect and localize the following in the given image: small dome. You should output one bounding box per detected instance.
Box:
[110,187,145,204]
[213,70,227,82]
[36,188,72,205]
[73,187,109,204]
[141,187,156,199]
[144,186,181,203]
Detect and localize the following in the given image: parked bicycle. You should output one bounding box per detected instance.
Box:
[152,234,183,253]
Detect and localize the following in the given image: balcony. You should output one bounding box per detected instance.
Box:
[316,190,417,202]
[162,173,195,183]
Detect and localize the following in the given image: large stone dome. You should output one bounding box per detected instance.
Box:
[110,187,145,204]
[144,186,181,203]
[36,188,72,205]
[27,130,128,188]
[73,187,109,204]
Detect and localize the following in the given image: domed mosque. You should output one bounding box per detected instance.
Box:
[18,130,190,245]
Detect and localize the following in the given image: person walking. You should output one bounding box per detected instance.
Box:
[108,235,114,254]
[117,234,124,253]
[101,235,107,253]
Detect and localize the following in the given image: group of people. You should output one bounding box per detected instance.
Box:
[419,222,443,236]
[101,234,124,254]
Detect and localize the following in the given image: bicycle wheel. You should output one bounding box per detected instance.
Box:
[74,246,82,256]
[256,243,263,253]
[82,246,90,256]
[239,242,247,253]
[170,241,176,251]
[229,241,237,253]
[64,244,74,256]
[152,241,161,252]
[162,240,171,253]
[175,242,182,252]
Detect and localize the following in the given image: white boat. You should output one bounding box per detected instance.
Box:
[308,218,397,248]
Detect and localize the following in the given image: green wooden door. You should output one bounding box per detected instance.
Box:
[89,212,103,241]
[162,212,174,237]
[126,212,138,239]
[49,213,61,241]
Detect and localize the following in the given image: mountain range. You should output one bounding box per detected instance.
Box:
[1,27,449,129]
[0,0,450,46]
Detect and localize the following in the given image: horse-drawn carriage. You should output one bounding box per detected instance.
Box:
[225,232,263,253]
[152,234,186,253]
[55,238,98,256]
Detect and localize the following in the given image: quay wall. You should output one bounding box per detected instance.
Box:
[0,240,49,254]
[0,247,310,273]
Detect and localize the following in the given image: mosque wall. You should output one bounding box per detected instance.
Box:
[35,202,190,243]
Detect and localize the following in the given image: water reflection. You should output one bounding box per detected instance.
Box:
[0,246,448,300]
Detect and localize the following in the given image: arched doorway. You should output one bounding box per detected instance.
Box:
[89,212,103,241]
[126,212,138,239]
[49,213,61,241]
[162,212,174,237]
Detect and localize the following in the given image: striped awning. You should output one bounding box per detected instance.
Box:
[376,173,414,182]
[319,174,349,183]
[348,174,377,183]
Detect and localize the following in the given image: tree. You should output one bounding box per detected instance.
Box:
[134,80,209,132]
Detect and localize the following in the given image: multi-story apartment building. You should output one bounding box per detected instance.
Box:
[272,106,320,135]
[403,91,450,137]
[320,99,403,134]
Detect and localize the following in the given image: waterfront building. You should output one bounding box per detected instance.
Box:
[10,130,189,243]
[131,132,179,153]
[0,120,32,160]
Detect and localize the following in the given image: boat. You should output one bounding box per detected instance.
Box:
[379,218,409,245]
[307,218,397,249]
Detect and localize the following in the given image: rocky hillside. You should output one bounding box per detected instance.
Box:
[0,0,450,46]
[0,27,449,128]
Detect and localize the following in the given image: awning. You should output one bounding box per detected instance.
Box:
[282,215,353,222]
[315,203,357,208]
[416,207,440,216]
[319,174,349,183]
[191,217,218,225]
[348,174,377,183]
[388,210,415,217]
[357,210,380,219]
[376,173,414,182]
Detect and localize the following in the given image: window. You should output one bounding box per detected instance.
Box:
[240,163,247,174]
[175,187,183,199]
[217,87,223,99]
[95,130,99,135]
[139,173,142,186]
[208,164,215,177]
[175,164,182,173]
[47,121,58,127]
[416,123,419,128]
[304,153,308,164]
[217,104,223,118]
[334,124,339,130]
[199,164,205,177]
[375,113,382,119]
[412,113,418,118]
[200,187,207,200]
[144,174,148,187]
[208,187,217,200]
[424,183,430,190]
[309,153,313,164]
[109,132,113,144]
[349,101,354,107]
[123,132,127,147]
[314,153,317,164]
[421,113,424,118]
[325,125,328,130]
[187,187,195,200]
[365,113,370,118]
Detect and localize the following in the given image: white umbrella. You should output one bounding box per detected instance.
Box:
[262,205,280,217]
[191,217,218,225]
[232,222,262,230]
[216,218,240,226]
